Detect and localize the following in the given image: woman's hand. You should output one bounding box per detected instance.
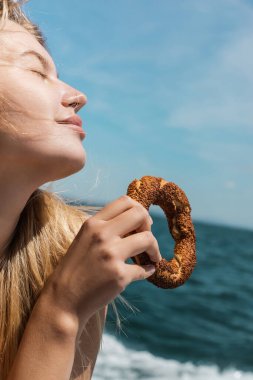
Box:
[45,195,162,326]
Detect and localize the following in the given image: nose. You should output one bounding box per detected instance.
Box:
[61,88,87,113]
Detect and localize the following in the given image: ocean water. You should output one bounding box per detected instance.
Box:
[92,216,253,380]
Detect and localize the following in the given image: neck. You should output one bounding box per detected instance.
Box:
[0,167,42,253]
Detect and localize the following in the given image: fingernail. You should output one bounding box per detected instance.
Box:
[144,265,156,273]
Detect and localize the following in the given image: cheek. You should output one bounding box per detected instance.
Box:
[0,69,87,179]
[16,90,55,126]
[2,70,57,129]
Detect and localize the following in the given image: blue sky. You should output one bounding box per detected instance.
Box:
[25,0,253,229]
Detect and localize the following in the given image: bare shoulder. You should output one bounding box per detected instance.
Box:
[70,305,108,380]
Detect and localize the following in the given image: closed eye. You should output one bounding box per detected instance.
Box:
[31,70,48,79]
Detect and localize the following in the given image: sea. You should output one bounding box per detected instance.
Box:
[92,214,253,380]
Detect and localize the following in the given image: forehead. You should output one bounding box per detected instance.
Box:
[0,19,53,66]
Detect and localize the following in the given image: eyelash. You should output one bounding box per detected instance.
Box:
[31,70,47,79]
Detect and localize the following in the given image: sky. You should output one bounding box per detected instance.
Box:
[25,0,253,230]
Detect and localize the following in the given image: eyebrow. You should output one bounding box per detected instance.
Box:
[20,50,59,79]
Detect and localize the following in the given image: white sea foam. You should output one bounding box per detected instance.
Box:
[93,333,253,380]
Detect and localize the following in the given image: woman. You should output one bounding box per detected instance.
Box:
[0,1,161,379]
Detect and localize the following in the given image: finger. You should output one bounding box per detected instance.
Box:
[119,231,162,263]
[125,263,157,282]
[92,195,141,221]
[134,215,153,233]
[107,205,152,238]
[130,222,151,239]
[126,209,153,235]
[123,222,152,265]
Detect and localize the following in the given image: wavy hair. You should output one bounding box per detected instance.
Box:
[0,1,134,378]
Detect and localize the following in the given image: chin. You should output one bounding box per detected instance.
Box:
[49,149,87,181]
[65,153,86,177]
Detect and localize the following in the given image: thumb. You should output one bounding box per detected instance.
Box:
[142,264,156,278]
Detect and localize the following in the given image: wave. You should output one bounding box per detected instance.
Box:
[93,333,253,380]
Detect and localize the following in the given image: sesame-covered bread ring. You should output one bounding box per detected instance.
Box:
[127,176,196,289]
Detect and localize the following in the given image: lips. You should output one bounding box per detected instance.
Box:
[60,115,83,128]
[57,115,85,139]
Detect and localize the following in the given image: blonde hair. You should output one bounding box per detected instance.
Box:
[0,1,134,378]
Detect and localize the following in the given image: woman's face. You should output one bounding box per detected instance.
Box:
[0,20,87,183]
